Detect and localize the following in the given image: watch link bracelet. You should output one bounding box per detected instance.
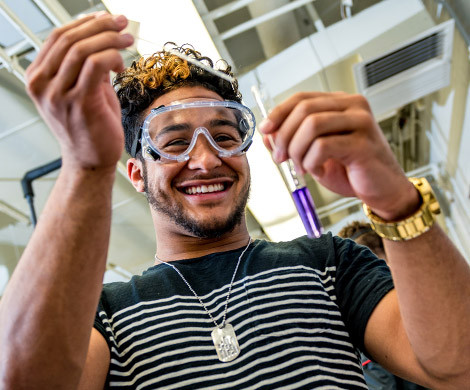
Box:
[363,177,441,241]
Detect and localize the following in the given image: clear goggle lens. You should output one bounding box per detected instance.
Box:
[141,100,256,163]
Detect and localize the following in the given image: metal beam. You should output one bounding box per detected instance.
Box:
[0,47,25,84]
[219,0,316,41]
[31,0,72,26]
[0,0,43,51]
[204,0,255,20]
[0,200,30,225]
[305,3,325,31]
[192,0,236,72]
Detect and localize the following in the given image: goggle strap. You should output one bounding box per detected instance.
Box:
[146,146,160,161]
[241,139,253,153]
[131,127,143,158]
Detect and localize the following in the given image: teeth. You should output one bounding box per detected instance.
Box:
[185,183,224,195]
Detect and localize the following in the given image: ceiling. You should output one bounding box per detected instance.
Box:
[0,0,467,289]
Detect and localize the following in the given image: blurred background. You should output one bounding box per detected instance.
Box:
[1,0,469,290]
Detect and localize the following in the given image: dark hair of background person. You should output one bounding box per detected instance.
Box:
[338,221,385,259]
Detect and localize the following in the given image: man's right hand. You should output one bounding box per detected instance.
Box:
[25,12,134,171]
[0,16,133,387]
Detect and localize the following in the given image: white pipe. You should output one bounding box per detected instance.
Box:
[220,0,318,40]
[30,0,71,26]
[0,0,42,51]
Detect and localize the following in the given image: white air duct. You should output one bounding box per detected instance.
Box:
[353,19,455,118]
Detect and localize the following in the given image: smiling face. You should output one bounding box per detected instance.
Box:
[134,86,251,239]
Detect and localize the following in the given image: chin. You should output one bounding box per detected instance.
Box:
[178,212,244,239]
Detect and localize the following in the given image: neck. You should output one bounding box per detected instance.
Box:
[154,222,251,262]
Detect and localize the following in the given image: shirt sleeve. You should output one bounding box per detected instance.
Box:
[93,288,118,353]
[331,235,394,353]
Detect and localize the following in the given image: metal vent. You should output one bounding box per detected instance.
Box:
[364,32,444,88]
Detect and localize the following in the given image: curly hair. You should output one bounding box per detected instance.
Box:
[337,221,385,256]
[113,43,242,157]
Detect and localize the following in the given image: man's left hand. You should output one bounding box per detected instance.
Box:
[259,92,420,221]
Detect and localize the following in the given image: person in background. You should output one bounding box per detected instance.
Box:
[338,221,429,390]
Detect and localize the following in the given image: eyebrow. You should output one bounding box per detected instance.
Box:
[157,123,191,136]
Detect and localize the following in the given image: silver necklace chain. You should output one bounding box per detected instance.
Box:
[154,238,252,329]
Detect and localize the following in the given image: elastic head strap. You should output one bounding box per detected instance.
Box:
[130,127,142,158]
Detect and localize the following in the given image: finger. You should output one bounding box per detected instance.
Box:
[259,91,350,135]
[54,31,133,92]
[74,49,127,94]
[270,95,361,162]
[29,14,97,68]
[261,134,272,152]
[40,14,128,80]
[258,92,326,135]
[286,111,368,168]
[302,132,366,179]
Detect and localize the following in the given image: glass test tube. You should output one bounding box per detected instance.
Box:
[251,85,323,238]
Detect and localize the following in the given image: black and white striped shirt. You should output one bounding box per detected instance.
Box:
[95,234,393,389]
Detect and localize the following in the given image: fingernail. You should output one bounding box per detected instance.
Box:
[122,33,134,44]
[296,165,305,176]
[259,118,274,133]
[273,148,284,163]
[113,14,127,26]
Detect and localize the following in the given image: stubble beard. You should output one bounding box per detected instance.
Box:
[142,162,250,239]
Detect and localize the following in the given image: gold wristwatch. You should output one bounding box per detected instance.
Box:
[363,177,441,241]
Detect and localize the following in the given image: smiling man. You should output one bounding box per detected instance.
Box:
[1,13,470,390]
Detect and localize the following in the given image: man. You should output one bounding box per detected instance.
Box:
[0,12,469,390]
[338,221,428,390]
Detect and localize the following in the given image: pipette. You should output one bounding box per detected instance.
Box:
[251,85,323,238]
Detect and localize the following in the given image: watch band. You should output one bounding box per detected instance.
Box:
[363,177,441,241]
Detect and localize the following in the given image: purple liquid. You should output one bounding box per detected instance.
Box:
[292,187,323,238]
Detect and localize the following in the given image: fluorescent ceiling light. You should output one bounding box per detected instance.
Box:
[102,0,221,61]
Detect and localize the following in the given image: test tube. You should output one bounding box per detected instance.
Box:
[251,85,323,238]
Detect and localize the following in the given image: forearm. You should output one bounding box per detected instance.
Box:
[385,223,470,384]
[0,166,115,389]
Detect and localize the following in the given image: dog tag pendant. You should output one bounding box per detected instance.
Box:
[211,323,240,362]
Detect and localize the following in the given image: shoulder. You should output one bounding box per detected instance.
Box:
[98,266,164,312]
[253,232,334,253]
[251,232,372,267]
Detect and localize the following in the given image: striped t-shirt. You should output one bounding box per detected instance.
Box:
[94,234,393,389]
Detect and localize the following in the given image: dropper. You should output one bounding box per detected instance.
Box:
[251,84,323,238]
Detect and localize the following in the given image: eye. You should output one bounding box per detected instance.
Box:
[213,133,243,150]
[166,139,190,146]
[214,134,237,142]
[159,138,191,154]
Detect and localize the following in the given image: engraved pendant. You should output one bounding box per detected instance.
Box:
[211,323,240,362]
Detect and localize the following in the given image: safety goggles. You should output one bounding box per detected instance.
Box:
[132,100,256,163]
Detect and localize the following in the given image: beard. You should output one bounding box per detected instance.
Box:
[142,163,250,239]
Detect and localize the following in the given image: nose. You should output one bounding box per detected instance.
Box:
[186,133,222,171]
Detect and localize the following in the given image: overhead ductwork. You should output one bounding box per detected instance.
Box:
[354,19,455,118]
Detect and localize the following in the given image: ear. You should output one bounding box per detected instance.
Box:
[127,158,145,193]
